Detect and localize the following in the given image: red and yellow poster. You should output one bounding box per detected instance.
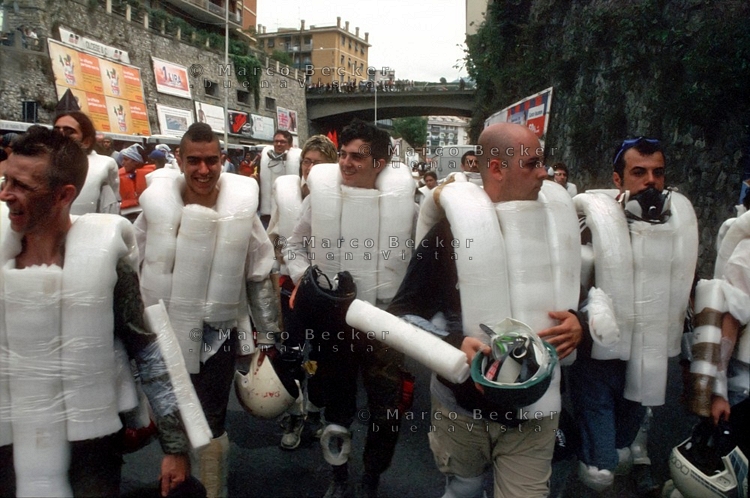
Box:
[48,39,150,136]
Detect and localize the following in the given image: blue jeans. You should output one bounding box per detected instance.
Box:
[569,357,645,470]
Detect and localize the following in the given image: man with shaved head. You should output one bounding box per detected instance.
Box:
[388,123,584,497]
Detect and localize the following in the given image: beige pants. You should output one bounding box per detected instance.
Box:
[428,397,558,498]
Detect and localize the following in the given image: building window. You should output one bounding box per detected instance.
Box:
[341,34,345,45]
[204,79,219,98]
[265,97,276,111]
[340,54,344,64]
[237,90,250,105]
[268,39,274,47]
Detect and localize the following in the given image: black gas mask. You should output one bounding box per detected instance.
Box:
[623,187,671,224]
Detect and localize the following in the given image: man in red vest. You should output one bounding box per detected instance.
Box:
[118,144,154,221]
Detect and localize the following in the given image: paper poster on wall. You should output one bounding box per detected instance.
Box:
[194,101,225,134]
[49,39,150,135]
[484,87,554,142]
[152,58,191,99]
[276,107,292,133]
[157,105,194,136]
[228,110,253,137]
[250,114,275,142]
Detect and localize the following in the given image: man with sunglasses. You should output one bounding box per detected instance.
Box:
[386,122,583,498]
[285,120,415,498]
[570,137,697,495]
[134,122,281,497]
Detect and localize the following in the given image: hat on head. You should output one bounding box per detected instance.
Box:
[120,144,144,164]
[148,149,166,161]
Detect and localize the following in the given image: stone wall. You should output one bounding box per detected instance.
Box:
[0,0,308,143]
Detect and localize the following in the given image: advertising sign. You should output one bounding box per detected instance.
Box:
[157,105,194,136]
[152,57,191,99]
[194,101,225,134]
[48,39,150,135]
[484,87,554,141]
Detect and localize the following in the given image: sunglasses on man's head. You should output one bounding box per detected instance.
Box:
[613,137,660,166]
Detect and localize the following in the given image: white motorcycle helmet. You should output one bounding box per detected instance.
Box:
[669,419,748,498]
[234,348,298,419]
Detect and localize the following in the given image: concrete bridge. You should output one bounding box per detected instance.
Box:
[306,89,475,130]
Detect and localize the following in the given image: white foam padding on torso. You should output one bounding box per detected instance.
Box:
[716,210,750,280]
[139,177,185,307]
[435,181,580,415]
[3,263,73,497]
[144,301,212,450]
[437,180,510,340]
[375,162,417,301]
[260,146,301,215]
[62,214,135,441]
[71,159,110,215]
[140,174,259,372]
[307,163,414,304]
[415,173,468,245]
[145,167,181,187]
[169,204,219,373]
[667,192,699,356]
[574,192,635,360]
[346,299,469,384]
[340,185,380,304]
[272,175,303,239]
[205,176,257,321]
[307,163,343,278]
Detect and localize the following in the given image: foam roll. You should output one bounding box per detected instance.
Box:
[205,214,253,321]
[439,181,511,340]
[308,163,343,277]
[62,216,125,441]
[340,186,380,304]
[495,201,556,333]
[3,263,73,497]
[144,301,212,450]
[574,193,635,360]
[345,299,470,384]
[375,162,416,301]
[272,175,303,238]
[170,204,219,373]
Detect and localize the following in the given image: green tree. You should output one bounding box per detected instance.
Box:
[392,117,427,148]
[271,50,294,67]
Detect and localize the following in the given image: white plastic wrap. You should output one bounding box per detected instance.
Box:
[144,301,212,450]
[715,210,750,279]
[0,214,151,496]
[271,174,303,240]
[574,192,635,360]
[259,146,302,216]
[690,279,726,416]
[70,159,111,215]
[305,162,415,305]
[345,299,470,384]
[140,174,260,372]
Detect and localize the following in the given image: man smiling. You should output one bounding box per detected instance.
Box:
[286,120,416,498]
[134,123,281,497]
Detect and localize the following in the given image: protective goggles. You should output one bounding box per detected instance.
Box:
[613,137,660,167]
